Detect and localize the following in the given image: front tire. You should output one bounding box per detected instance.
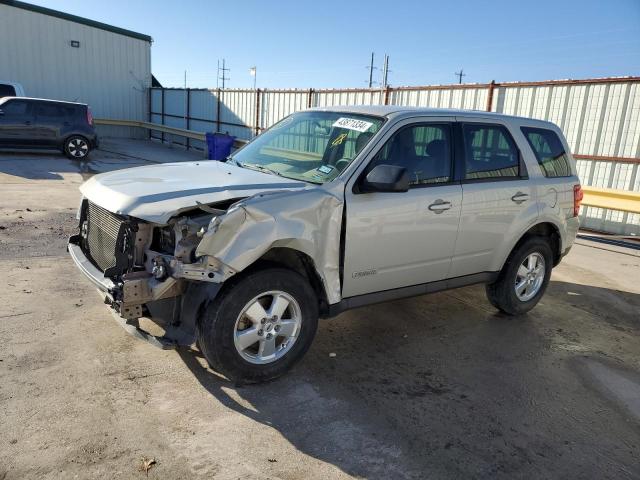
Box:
[485,237,553,315]
[197,268,319,384]
[64,135,91,160]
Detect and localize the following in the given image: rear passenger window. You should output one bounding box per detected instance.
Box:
[462,124,520,180]
[521,127,571,177]
[35,103,64,119]
[370,124,452,186]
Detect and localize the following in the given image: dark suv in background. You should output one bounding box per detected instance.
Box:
[0,97,98,159]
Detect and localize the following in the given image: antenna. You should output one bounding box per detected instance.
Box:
[454,69,466,84]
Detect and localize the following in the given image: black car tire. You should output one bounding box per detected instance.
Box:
[485,236,553,315]
[64,135,91,160]
[197,268,319,384]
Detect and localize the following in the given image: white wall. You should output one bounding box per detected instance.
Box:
[151,78,640,235]
[0,3,151,137]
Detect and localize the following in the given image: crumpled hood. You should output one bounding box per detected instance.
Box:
[80,160,306,224]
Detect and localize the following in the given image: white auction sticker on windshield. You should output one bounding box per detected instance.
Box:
[332,117,373,132]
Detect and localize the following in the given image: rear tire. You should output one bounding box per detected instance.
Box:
[197,268,319,384]
[486,237,553,315]
[64,135,91,160]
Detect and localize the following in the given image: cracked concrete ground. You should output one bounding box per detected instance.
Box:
[0,139,639,479]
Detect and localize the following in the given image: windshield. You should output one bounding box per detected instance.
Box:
[231,111,384,184]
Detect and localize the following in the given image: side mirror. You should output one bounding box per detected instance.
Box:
[360,164,410,193]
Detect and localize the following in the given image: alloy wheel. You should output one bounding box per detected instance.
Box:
[514,252,546,302]
[233,291,302,364]
[68,138,89,158]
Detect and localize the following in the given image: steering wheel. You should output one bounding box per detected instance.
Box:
[335,158,351,172]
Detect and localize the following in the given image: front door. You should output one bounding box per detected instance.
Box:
[342,119,462,298]
[0,99,36,147]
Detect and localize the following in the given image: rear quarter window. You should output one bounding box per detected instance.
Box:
[521,127,571,177]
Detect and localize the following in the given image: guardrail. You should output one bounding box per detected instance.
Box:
[94,119,249,148]
[582,187,640,214]
[95,119,639,215]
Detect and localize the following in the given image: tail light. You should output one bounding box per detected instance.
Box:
[86,106,94,126]
[573,184,583,217]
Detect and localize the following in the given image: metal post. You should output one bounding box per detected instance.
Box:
[216,88,221,133]
[186,88,191,149]
[307,88,313,108]
[486,80,496,112]
[147,87,152,140]
[384,86,391,105]
[160,88,165,144]
[254,88,261,136]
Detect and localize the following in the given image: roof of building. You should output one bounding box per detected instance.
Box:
[0,0,152,42]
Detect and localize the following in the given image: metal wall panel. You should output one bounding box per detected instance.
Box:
[150,78,640,235]
[0,4,151,137]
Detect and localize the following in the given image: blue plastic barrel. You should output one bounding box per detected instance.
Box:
[205,132,236,160]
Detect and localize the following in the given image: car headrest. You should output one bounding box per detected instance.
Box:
[425,139,447,158]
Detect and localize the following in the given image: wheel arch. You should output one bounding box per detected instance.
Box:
[245,247,331,316]
[500,221,562,271]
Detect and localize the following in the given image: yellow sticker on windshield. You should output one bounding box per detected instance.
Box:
[331,133,348,146]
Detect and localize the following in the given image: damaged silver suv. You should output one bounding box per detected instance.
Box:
[68,107,581,383]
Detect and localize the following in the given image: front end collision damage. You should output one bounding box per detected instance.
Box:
[195,188,344,305]
[70,187,344,348]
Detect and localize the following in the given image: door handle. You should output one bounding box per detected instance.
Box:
[428,199,451,214]
[511,192,529,204]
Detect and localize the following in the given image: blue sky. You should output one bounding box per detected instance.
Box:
[29,0,640,89]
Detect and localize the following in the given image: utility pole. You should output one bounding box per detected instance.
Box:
[218,58,230,89]
[366,52,376,88]
[381,54,390,88]
[455,68,466,84]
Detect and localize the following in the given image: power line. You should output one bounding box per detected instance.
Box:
[454,68,466,84]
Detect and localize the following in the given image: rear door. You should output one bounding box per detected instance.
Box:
[0,99,36,147]
[33,102,69,147]
[450,120,538,277]
[342,118,462,297]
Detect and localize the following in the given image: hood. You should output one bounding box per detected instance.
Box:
[80,160,306,224]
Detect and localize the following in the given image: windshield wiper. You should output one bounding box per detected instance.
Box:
[240,162,284,177]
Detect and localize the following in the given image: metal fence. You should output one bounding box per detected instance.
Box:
[149,76,640,235]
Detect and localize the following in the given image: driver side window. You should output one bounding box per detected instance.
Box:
[369,123,453,186]
[2,100,30,117]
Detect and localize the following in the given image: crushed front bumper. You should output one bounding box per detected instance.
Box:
[67,237,115,293]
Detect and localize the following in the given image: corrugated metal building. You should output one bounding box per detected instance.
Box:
[150,77,640,235]
[0,0,151,136]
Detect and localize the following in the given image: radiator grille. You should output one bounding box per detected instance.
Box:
[85,202,123,272]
